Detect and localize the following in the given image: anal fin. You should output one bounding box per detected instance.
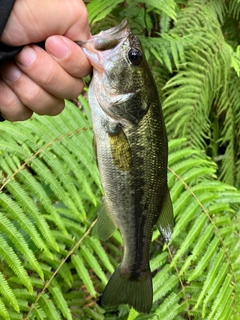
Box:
[157,188,174,244]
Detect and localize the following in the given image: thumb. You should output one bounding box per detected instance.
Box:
[1,0,90,46]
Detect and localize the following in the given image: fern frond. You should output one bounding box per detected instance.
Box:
[0,298,10,320]
[141,0,176,21]
[0,211,43,278]
[174,0,225,33]
[166,139,240,319]
[0,236,32,293]
[207,274,233,320]
[140,33,188,73]
[154,293,184,319]
[0,193,52,258]
[48,286,72,320]
[216,70,240,188]
[230,45,240,76]
[6,180,58,251]
[87,0,123,25]
[0,99,103,319]
[80,243,108,284]
[38,294,61,320]
[153,266,178,302]
[0,271,19,314]
[86,237,115,274]
[71,253,97,297]
[163,30,231,148]
[228,0,240,19]
[17,169,68,235]
[32,304,47,320]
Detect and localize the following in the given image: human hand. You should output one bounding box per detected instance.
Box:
[0,0,91,121]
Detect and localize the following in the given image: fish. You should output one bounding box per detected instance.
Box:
[77,19,174,314]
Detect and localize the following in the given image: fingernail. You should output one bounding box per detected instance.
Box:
[46,36,69,59]
[2,64,22,82]
[17,45,37,67]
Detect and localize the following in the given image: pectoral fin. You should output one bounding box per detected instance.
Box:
[157,188,174,244]
[96,200,117,241]
[109,127,132,172]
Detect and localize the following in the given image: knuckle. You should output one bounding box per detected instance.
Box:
[22,84,43,106]
[79,5,88,24]
[40,64,60,88]
[34,98,64,116]
[65,80,84,99]
[48,100,65,116]
[1,99,32,122]
[73,0,88,22]
[11,112,32,122]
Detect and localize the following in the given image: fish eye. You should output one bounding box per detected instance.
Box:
[128,48,143,65]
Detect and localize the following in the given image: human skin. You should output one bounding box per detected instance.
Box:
[0,0,92,121]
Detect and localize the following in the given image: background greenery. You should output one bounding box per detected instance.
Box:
[0,0,240,319]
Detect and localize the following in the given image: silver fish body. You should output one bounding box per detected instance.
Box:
[79,19,174,314]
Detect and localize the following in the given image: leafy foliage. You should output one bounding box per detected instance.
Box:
[0,0,240,319]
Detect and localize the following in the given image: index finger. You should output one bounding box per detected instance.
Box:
[45,36,92,78]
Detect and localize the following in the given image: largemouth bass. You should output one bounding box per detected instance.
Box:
[78,19,174,314]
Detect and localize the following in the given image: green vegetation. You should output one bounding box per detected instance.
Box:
[0,0,240,319]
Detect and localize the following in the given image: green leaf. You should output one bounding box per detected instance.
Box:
[71,254,97,297]
[87,0,123,25]
[49,287,72,320]
[39,294,61,320]
[0,271,19,313]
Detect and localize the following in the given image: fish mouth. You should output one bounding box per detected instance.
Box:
[92,18,129,50]
[75,19,130,72]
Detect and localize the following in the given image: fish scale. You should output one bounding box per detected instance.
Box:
[78,19,174,314]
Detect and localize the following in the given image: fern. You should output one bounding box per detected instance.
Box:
[0,0,240,319]
[87,0,123,25]
[216,70,240,188]
[141,0,177,21]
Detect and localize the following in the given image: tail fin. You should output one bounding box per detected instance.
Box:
[101,266,153,313]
